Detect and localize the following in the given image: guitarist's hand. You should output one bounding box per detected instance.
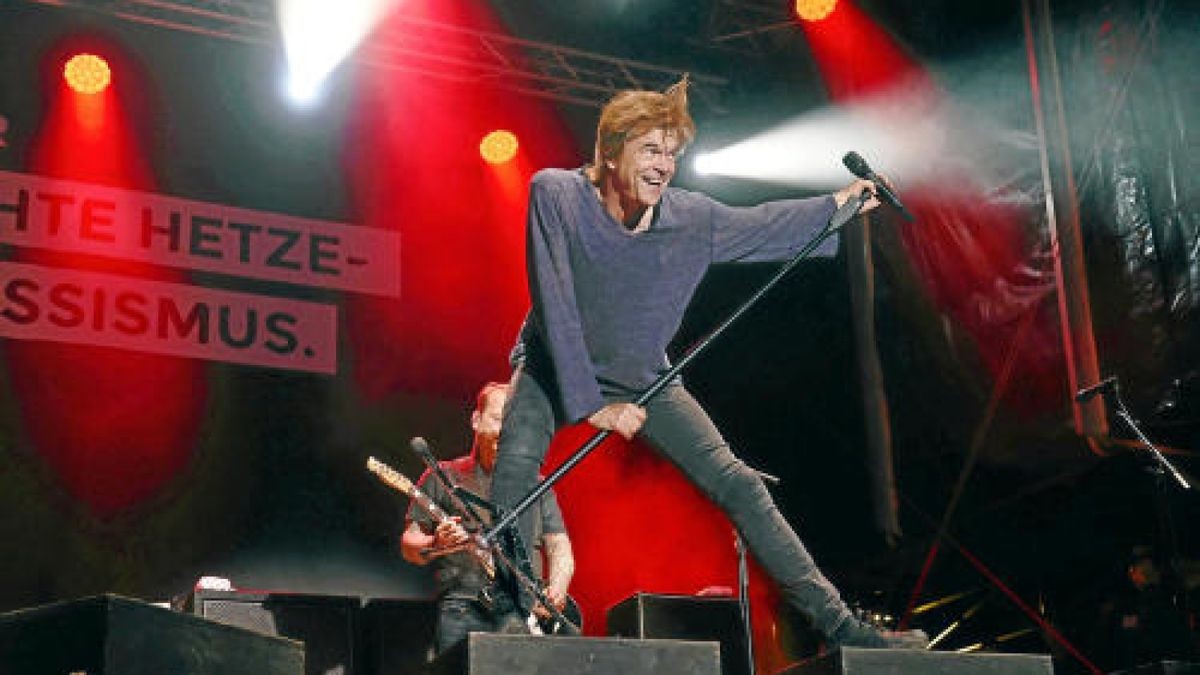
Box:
[429,517,470,558]
[588,403,646,440]
[532,595,565,622]
[543,583,568,612]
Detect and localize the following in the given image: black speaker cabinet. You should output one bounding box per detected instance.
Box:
[360,597,437,675]
[606,593,749,675]
[0,593,303,675]
[779,646,1054,675]
[191,590,359,675]
[428,633,721,675]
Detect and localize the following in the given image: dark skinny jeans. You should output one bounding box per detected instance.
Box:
[490,367,854,636]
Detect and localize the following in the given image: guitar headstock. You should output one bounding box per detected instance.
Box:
[366,456,416,495]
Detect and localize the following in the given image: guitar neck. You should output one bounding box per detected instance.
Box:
[367,456,449,521]
[409,485,451,524]
[366,456,495,574]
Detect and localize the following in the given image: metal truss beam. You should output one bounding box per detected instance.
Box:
[17,0,727,111]
[701,0,796,57]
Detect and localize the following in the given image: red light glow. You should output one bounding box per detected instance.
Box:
[11,41,208,517]
[800,0,1067,415]
[343,0,576,402]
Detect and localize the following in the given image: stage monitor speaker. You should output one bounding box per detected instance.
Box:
[778,646,1054,675]
[0,593,303,675]
[359,597,436,675]
[606,593,749,675]
[191,590,358,675]
[427,633,720,675]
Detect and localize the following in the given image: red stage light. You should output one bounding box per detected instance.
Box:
[480,129,518,164]
[794,0,837,22]
[64,53,111,94]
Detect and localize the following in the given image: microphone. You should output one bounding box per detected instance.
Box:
[842,151,915,222]
[411,436,448,488]
[412,436,490,524]
[411,436,433,460]
[411,437,448,483]
[1075,376,1118,403]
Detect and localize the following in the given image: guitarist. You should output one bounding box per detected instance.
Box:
[400,382,576,654]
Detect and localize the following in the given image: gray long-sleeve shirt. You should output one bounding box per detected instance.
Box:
[516,167,839,423]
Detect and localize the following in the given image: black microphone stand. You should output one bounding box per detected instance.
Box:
[1087,376,1195,640]
[1091,377,1192,491]
[734,466,778,675]
[481,189,873,548]
[735,530,754,675]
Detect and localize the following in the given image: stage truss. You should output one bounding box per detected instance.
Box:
[16,0,729,111]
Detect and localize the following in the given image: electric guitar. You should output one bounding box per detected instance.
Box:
[366,457,582,634]
[368,456,495,574]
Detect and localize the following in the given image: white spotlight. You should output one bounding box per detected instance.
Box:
[285,72,324,107]
[278,0,399,107]
[693,110,895,189]
[692,86,957,190]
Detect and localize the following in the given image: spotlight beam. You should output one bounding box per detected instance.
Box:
[279,0,403,105]
[691,101,931,189]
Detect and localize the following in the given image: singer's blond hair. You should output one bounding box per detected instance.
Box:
[592,75,696,181]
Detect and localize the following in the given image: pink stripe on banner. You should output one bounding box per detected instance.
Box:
[0,170,400,297]
[0,262,338,375]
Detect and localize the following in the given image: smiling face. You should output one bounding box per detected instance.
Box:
[590,78,694,226]
[604,127,680,222]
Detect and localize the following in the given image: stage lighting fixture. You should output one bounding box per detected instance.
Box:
[794,0,837,22]
[480,130,519,164]
[64,53,112,94]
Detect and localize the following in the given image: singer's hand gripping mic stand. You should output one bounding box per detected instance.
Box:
[481,188,875,553]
